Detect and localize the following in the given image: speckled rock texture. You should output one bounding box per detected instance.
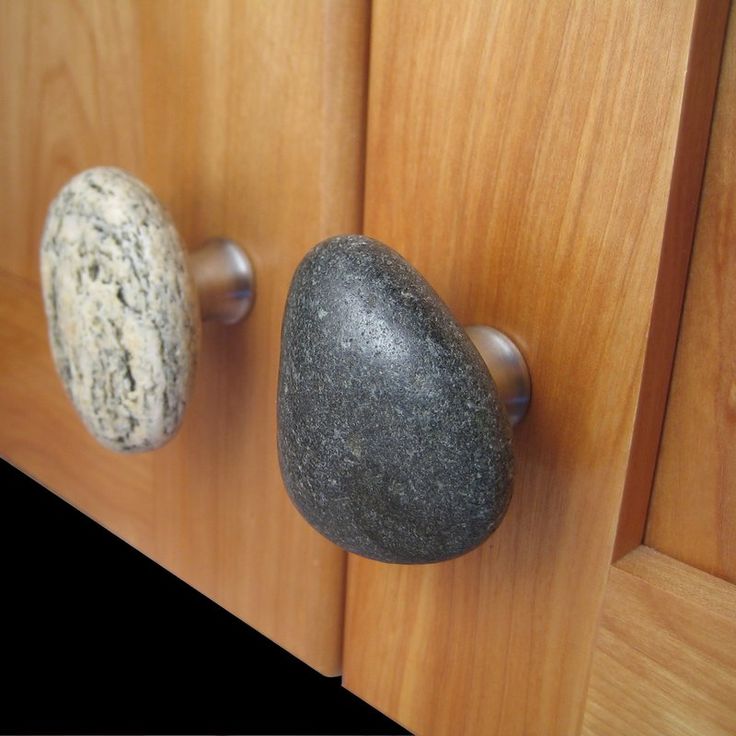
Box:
[40,167,199,452]
[278,235,513,564]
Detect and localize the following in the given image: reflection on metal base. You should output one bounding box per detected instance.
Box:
[466,325,531,426]
[189,238,255,324]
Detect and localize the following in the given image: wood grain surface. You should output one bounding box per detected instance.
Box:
[0,272,154,548]
[645,5,736,584]
[582,546,736,736]
[0,0,370,674]
[612,0,731,560]
[342,1,728,732]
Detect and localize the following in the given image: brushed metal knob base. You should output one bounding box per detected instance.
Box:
[190,238,255,324]
[466,326,530,426]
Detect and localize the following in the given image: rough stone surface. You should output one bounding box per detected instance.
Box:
[278,235,513,564]
[40,167,199,452]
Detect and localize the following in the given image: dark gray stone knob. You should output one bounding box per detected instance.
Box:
[277,235,529,564]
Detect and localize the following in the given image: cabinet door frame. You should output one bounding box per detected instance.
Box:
[342,1,733,733]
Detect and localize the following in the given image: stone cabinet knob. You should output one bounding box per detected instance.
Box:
[40,167,255,453]
[277,235,530,564]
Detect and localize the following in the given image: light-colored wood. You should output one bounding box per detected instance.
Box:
[645,6,736,583]
[615,545,736,619]
[0,0,370,674]
[343,1,728,733]
[0,0,142,281]
[588,15,736,732]
[0,271,154,548]
[613,0,732,560]
[582,546,736,736]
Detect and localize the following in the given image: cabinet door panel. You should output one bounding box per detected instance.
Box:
[582,547,736,736]
[0,0,369,674]
[343,0,727,730]
[583,16,736,732]
[645,3,736,584]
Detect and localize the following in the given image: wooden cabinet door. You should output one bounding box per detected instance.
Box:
[343,0,733,732]
[584,14,736,732]
[0,0,369,675]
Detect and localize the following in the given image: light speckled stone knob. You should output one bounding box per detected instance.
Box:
[40,167,254,452]
[278,235,530,564]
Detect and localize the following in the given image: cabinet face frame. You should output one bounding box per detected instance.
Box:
[342,1,732,733]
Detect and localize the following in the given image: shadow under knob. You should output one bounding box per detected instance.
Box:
[40,167,255,453]
[277,235,530,564]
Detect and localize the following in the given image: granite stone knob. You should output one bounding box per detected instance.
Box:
[40,167,255,453]
[277,235,530,564]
